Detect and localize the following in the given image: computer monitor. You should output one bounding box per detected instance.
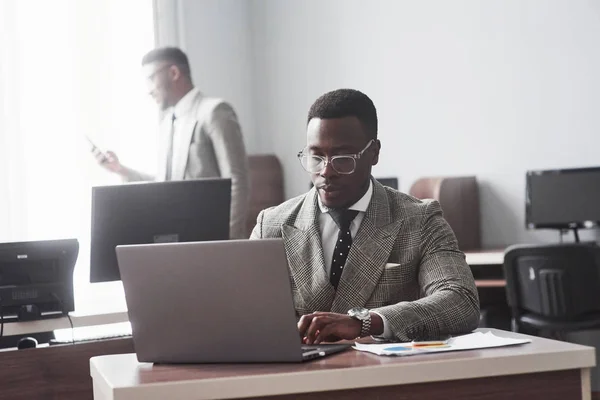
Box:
[0,238,78,322]
[376,177,399,189]
[90,178,231,283]
[526,167,600,230]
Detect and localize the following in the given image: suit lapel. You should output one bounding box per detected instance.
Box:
[331,181,404,313]
[282,190,335,312]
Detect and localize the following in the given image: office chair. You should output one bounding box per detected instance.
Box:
[247,155,284,237]
[504,243,600,337]
[409,176,480,251]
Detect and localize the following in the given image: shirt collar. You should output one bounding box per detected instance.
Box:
[317,179,373,214]
[172,87,200,118]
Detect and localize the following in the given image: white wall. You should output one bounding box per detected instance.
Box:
[250,0,600,248]
[156,0,259,153]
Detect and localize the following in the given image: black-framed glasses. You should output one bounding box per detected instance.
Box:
[297,140,374,175]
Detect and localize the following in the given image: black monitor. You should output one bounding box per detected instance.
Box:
[0,239,78,322]
[90,178,231,283]
[376,177,399,190]
[526,166,600,230]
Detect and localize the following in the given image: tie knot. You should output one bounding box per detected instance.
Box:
[328,209,359,231]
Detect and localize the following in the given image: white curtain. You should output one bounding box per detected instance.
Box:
[0,0,158,297]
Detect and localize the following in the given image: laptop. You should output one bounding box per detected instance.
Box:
[116,239,351,363]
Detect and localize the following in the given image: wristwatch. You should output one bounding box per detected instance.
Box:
[347,307,371,337]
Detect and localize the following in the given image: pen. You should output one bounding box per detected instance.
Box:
[411,342,448,348]
[410,339,450,348]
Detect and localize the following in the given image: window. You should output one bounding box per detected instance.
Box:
[0,0,157,300]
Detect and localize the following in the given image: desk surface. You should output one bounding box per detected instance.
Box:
[90,329,595,400]
[464,249,504,265]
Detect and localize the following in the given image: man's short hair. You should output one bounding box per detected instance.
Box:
[307,89,378,140]
[141,47,191,79]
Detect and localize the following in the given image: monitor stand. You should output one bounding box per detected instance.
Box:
[559,228,580,243]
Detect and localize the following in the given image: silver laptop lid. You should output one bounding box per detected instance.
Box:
[116,239,304,363]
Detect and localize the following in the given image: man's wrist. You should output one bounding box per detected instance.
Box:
[369,312,384,336]
[348,308,377,337]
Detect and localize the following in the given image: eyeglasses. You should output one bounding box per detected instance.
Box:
[146,64,172,82]
[297,140,374,175]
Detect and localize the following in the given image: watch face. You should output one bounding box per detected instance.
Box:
[349,307,369,319]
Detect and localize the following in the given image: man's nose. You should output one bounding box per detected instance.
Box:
[319,159,338,179]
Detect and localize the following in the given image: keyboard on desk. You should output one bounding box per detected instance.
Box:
[50,322,133,346]
[49,332,132,346]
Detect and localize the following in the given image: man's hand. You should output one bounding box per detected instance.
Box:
[96,150,124,175]
[298,312,361,345]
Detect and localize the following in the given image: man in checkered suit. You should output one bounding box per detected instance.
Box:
[250,89,479,343]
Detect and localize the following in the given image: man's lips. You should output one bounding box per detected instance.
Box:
[318,185,342,192]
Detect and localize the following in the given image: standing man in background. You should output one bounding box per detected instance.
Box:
[96,47,250,239]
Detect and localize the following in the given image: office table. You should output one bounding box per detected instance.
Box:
[465,249,507,287]
[0,282,131,400]
[464,249,504,266]
[90,329,595,400]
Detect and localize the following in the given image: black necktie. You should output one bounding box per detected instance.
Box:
[165,113,176,181]
[329,209,359,290]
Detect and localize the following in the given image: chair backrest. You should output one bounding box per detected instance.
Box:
[246,155,284,237]
[504,244,600,320]
[409,176,481,251]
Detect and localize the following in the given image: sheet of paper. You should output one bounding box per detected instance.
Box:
[353,331,531,356]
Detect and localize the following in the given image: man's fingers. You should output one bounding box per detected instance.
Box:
[297,314,314,336]
[314,324,336,345]
[304,316,327,345]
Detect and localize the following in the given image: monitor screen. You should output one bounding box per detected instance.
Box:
[0,238,78,320]
[526,167,600,229]
[90,178,231,283]
[376,177,399,190]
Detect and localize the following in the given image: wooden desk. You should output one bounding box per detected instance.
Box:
[1,337,134,400]
[90,329,595,400]
[465,249,506,288]
[465,249,504,266]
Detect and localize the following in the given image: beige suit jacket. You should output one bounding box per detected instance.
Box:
[124,91,249,239]
[250,179,480,341]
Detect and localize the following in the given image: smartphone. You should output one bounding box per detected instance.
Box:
[85,136,108,162]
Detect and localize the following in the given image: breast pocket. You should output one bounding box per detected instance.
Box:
[370,260,419,306]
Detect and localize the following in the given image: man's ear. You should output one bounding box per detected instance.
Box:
[169,64,181,81]
[371,139,381,166]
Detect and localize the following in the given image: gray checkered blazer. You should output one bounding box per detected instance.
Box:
[250,178,480,341]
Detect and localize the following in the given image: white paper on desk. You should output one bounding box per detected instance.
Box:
[353,331,531,356]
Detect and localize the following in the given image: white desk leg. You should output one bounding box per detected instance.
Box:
[581,368,591,400]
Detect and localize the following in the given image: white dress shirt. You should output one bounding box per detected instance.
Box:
[169,87,201,174]
[317,180,393,339]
